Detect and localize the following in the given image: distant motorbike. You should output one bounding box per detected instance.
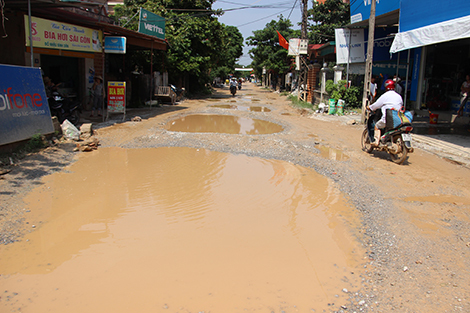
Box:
[48,91,81,126]
[238,82,242,90]
[230,85,237,96]
[361,110,414,164]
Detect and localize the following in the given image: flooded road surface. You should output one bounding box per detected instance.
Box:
[210,104,271,112]
[317,146,349,161]
[0,147,364,313]
[165,114,283,134]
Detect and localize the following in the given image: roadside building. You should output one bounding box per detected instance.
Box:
[0,0,166,111]
[344,0,470,114]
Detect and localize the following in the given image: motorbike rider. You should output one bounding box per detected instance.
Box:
[229,78,237,93]
[367,79,403,146]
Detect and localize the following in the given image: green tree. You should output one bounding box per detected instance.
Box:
[113,0,242,94]
[246,16,297,81]
[210,25,244,82]
[307,0,350,44]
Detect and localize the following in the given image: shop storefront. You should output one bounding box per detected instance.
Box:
[390,0,470,113]
[23,15,103,108]
[413,39,470,113]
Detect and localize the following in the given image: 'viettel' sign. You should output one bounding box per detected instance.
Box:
[138,8,165,40]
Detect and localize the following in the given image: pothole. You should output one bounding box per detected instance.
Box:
[165,114,283,135]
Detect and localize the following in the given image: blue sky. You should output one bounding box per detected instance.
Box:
[213,0,306,66]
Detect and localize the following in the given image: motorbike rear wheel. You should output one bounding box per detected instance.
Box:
[361,129,373,153]
[390,135,408,164]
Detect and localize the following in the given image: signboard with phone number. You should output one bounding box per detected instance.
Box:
[0,64,54,145]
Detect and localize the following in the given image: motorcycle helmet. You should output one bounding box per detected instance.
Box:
[384,79,395,90]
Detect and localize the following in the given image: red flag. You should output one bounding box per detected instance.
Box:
[276,30,289,50]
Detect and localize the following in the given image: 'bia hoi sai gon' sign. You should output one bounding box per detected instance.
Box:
[138,8,165,40]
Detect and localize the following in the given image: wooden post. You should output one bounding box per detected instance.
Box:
[361,0,376,123]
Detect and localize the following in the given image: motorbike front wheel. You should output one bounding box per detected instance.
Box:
[390,135,408,164]
[361,129,373,153]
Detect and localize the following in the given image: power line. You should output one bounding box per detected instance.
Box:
[287,0,298,20]
[236,8,291,27]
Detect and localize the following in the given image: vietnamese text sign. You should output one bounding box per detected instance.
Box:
[25,16,103,52]
[0,64,54,145]
[104,36,127,54]
[335,28,365,64]
[107,82,126,113]
[138,8,165,40]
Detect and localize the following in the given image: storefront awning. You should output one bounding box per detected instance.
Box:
[390,15,470,53]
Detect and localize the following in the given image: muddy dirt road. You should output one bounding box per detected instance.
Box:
[1,83,470,312]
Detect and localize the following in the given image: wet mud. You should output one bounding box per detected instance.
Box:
[1,147,364,313]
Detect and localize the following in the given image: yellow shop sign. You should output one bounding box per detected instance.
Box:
[25,16,103,53]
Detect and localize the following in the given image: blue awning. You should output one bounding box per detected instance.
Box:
[391,0,470,53]
[391,15,470,53]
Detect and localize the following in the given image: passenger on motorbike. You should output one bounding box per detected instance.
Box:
[229,78,237,95]
[367,79,403,146]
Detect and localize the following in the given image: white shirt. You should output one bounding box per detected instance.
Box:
[370,82,377,98]
[461,81,470,96]
[370,90,403,124]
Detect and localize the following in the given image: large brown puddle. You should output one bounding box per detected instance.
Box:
[0,147,364,313]
[165,114,283,134]
[210,104,271,112]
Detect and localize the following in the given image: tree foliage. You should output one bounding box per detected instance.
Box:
[113,0,243,94]
[246,16,298,80]
[307,0,350,44]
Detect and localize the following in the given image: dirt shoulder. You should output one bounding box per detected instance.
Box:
[1,83,470,312]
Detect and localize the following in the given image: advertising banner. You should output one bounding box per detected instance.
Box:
[104,36,127,54]
[107,82,126,113]
[350,0,400,24]
[399,0,467,32]
[25,16,103,53]
[335,28,365,64]
[138,8,165,40]
[0,64,54,145]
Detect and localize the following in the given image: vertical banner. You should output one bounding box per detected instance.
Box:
[0,64,54,145]
[410,48,422,101]
[107,82,126,120]
[335,28,365,64]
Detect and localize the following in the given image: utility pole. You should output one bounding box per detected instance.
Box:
[298,0,308,102]
[361,0,376,123]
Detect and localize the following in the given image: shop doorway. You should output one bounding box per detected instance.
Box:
[423,38,470,111]
[41,55,80,100]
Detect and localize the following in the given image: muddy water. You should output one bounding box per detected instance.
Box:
[0,147,364,313]
[165,114,283,134]
[317,146,349,161]
[210,104,271,112]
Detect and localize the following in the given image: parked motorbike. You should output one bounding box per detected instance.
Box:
[170,84,185,102]
[230,85,237,96]
[48,91,81,126]
[361,110,414,164]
